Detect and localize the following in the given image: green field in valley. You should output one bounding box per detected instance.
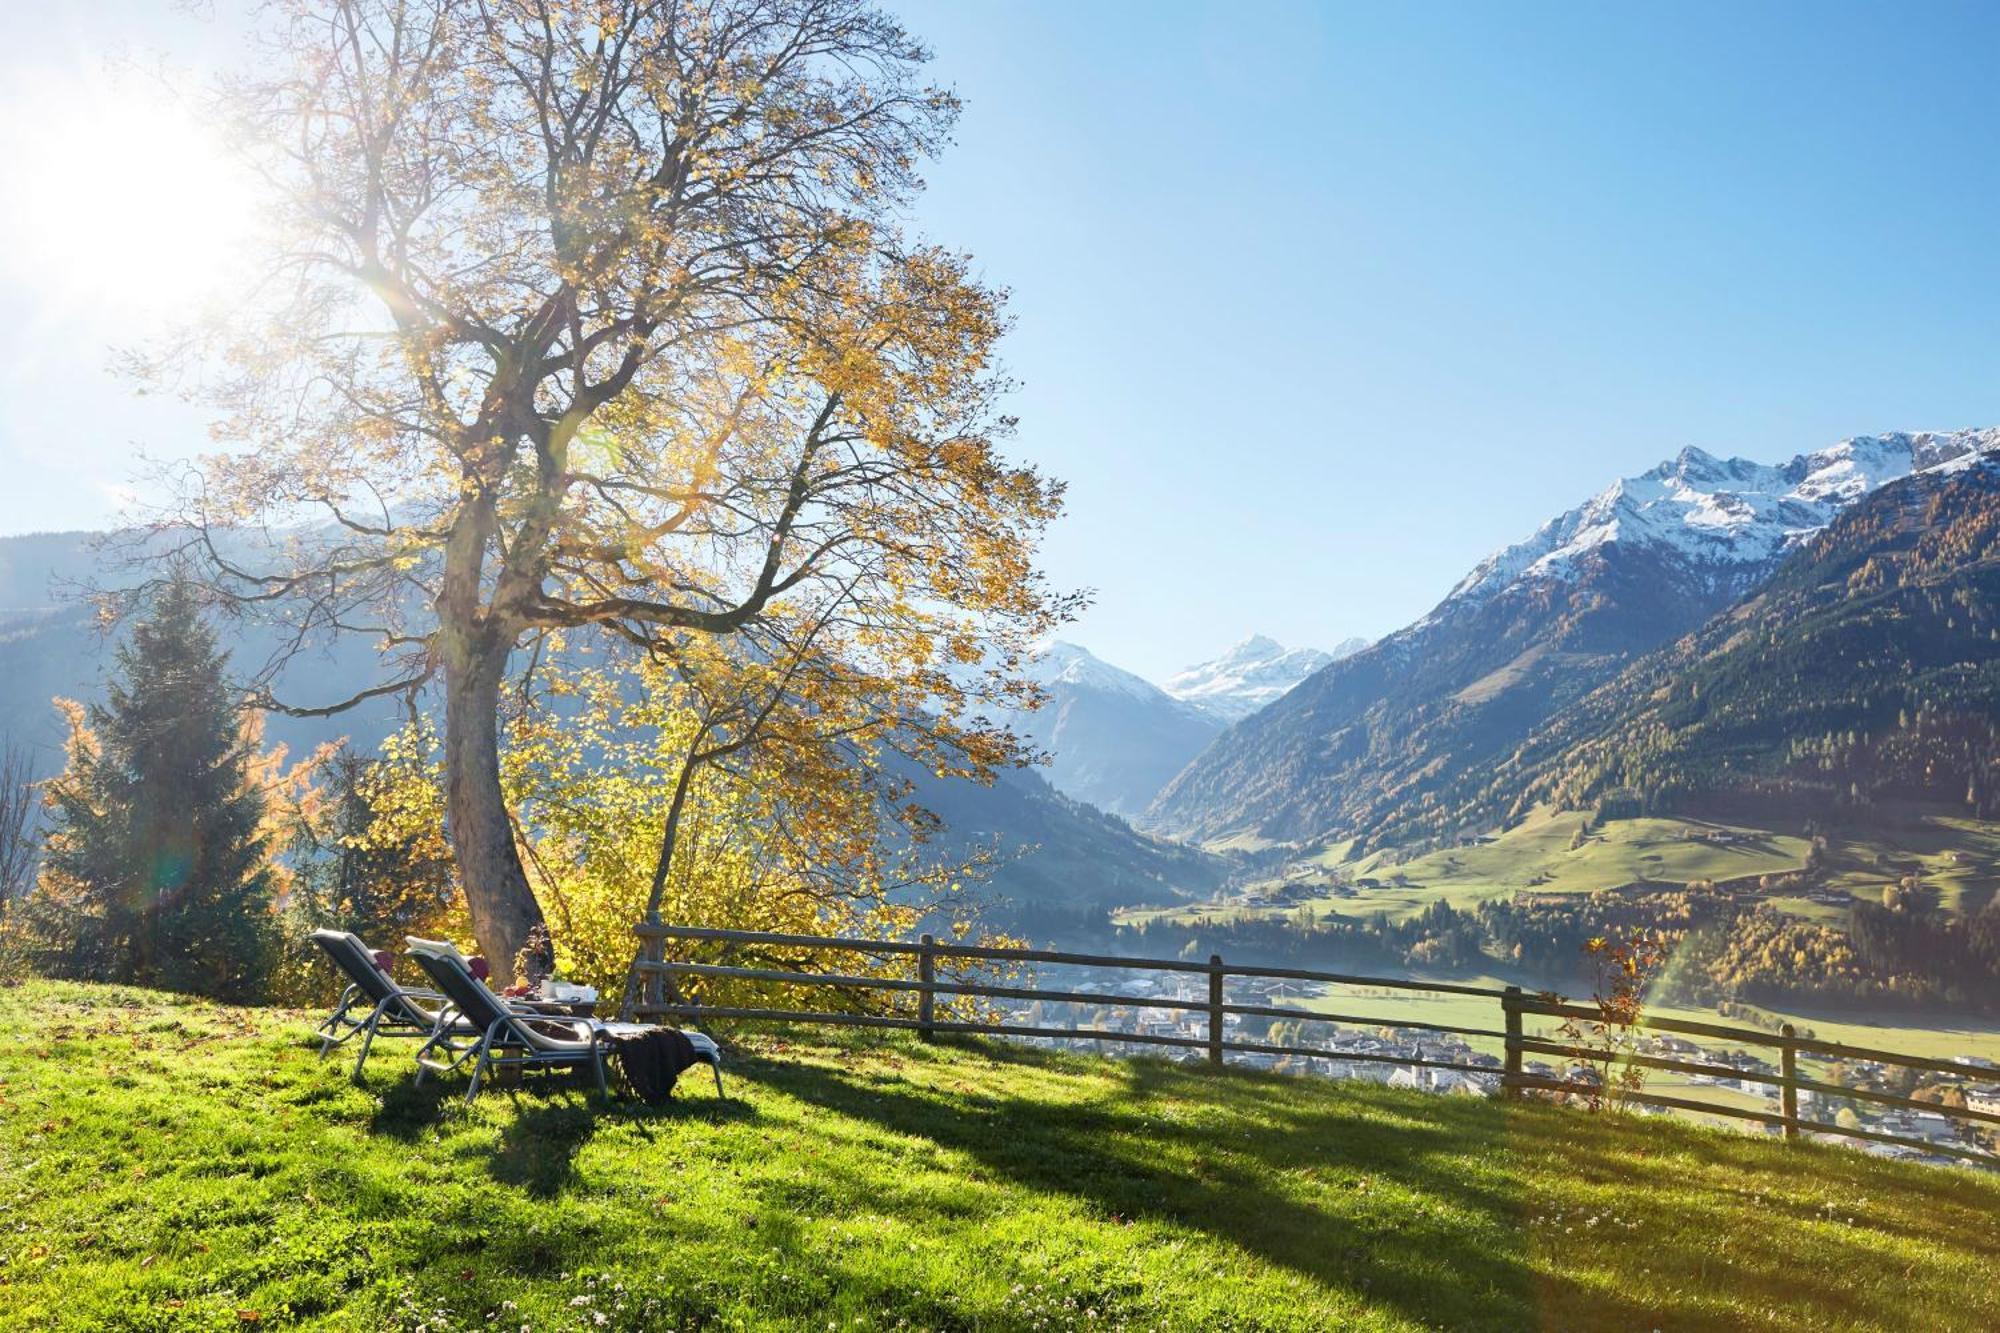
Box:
[1122,804,2000,1076]
[5,980,2000,1332]
[1151,810,1821,932]
[1166,805,2000,930]
[1317,809,1806,916]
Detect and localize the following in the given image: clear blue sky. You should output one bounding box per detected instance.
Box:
[3,2,1997,681]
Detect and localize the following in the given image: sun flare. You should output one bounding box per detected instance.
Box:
[0,68,261,323]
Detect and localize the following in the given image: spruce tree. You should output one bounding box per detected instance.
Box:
[36,575,275,999]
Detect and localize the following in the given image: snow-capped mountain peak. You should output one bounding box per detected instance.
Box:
[1162,634,1362,722]
[1445,428,2000,610]
[1002,640,1220,818]
[1024,639,1176,704]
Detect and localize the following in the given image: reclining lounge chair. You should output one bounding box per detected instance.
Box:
[404,937,724,1105]
[310,928,469,1083]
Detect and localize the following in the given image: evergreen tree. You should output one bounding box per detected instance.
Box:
[32,575,275,999]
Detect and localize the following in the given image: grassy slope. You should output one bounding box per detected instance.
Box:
[1131,810,1816,931]
[1348,810,1808,913]
[5,983,2000,1332]
[1820,812,2000,918]
[1157,806,2000,929]
[1351,810,1814,898]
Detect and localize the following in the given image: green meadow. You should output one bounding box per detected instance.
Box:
[5,980,2000,1332]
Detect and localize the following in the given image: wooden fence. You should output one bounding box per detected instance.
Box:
[625,922,2000,1168]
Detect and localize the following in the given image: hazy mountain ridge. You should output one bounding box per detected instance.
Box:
[996,635,1355,819]
[0,532,1227,925]
[1147,429,2000,852]
[1005,641,1221,818]
[907,757,1229,935]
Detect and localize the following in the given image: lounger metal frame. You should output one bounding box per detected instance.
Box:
[406,943,616,1104]
[310,929,465,1083]
[404,939,726,1103]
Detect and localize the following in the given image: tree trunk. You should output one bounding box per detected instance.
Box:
[641,733,707,924]
[443,636,546,986]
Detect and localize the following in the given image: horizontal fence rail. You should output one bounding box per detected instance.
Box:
[625,923,1999,1170]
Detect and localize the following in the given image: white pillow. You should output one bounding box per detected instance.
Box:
[403,936,472,965]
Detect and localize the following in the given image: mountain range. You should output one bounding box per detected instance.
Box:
[1005,642,1219,819]
[9,426,1998,926]
[1004,634,1350,818]
[1146,428,2000,853]
[1455,449,2000,830]
[1162,635,1365,722]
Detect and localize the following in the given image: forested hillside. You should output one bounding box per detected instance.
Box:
[1462,457,2000,831]
[907,759,1229,936]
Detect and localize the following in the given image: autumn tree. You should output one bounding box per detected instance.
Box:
[148,0,1068,980]
[613,602,982,935]
[503,651,994,1005]
[287,725,459,943]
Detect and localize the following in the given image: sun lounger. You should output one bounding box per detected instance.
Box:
[403,937,616,1104]
[403,936,724,1103]
[309,929,470,1083]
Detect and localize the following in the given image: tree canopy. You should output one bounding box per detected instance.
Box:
[150,0,1071,978]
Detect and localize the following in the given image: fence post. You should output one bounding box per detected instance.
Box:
[1780,1023,1799,1142]
[1207,954,1225,1067]
[918,934,936,1041]
[622,918,666,1022]
[1502,986,1523,1100]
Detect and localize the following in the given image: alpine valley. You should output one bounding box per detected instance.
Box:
[7,430,2000,1024]
[1124,428,2000,1034]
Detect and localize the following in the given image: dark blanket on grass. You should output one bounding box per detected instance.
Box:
[612,1027,702,1103]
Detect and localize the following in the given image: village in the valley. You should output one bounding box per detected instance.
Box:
[987,967,2000,1168]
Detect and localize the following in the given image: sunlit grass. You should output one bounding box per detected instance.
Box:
[3,979,1997,1330]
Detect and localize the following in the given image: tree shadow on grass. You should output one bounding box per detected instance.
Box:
[758,1043,1999,1332]
[1409,1091,2000,1331]
[761,1052,1567,1330]
[359,1046,756,1186]
[490,1090,758,1199]
[366,1070,459,1140]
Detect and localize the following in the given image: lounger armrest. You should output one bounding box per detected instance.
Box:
[506,997,598,1016]
[499,1011,597,1048]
